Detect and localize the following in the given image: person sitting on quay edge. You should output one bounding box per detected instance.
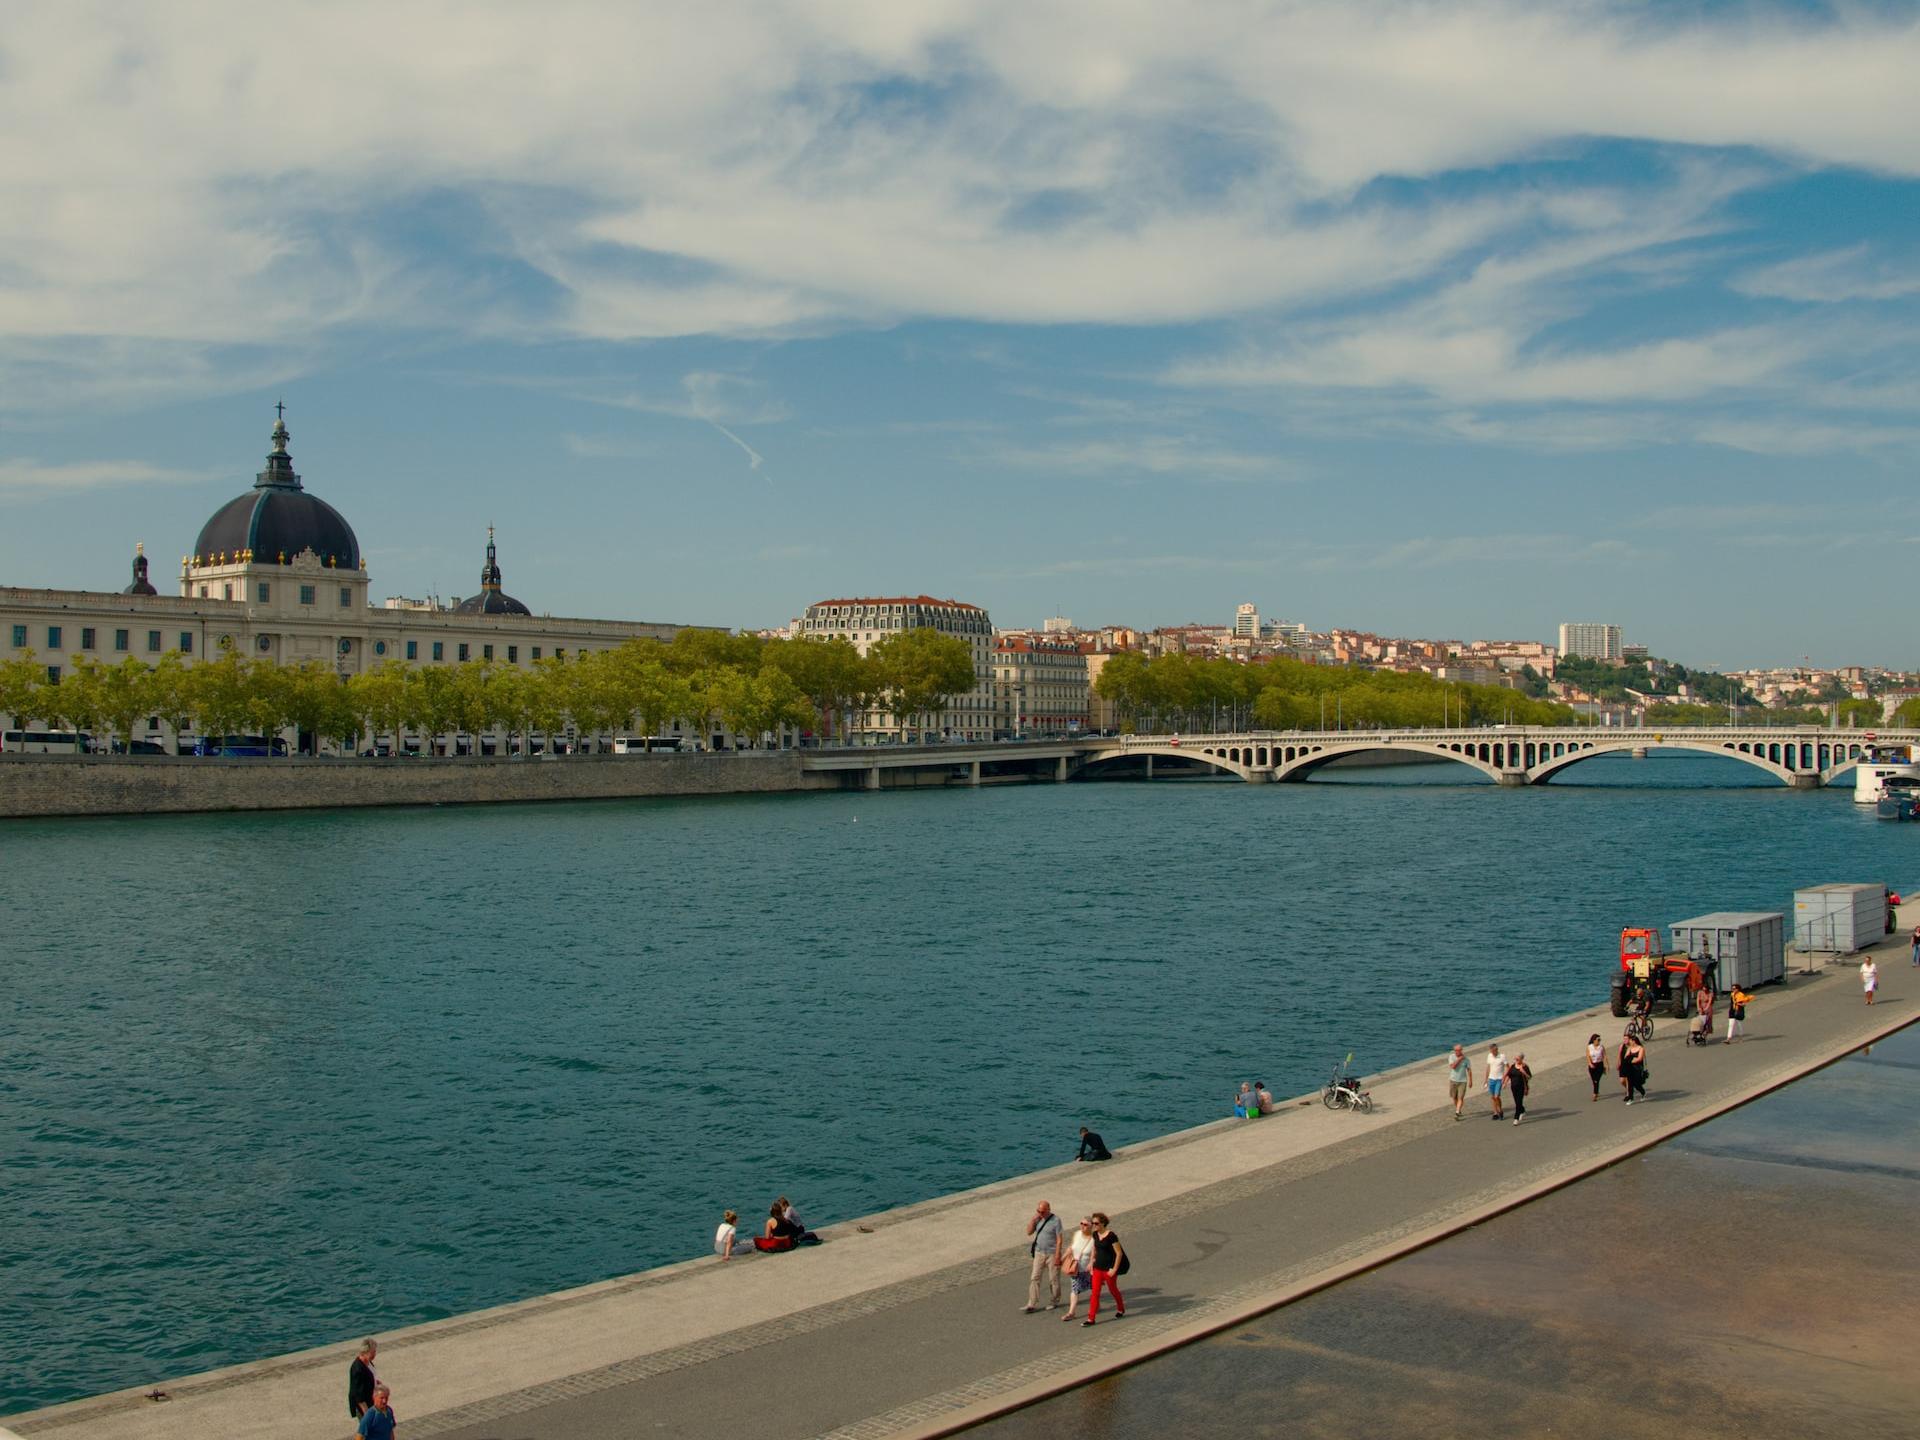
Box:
[756,1200,803,1252]
[1076,1126,1112,1162]
[348,1337,378,1421]
[715,1209,739,1261]
[1255,1081,1277,1113]
[1233,1082,1258,1118]
[777,1195,821,1244]
[356,1383,397,1440]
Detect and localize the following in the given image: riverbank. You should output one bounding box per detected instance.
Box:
[0,750,836,818]
[9,905,1914,1440]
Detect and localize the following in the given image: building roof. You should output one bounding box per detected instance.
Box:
[453,527,532,617]
[192,413,362,571]
[809,595,983,610]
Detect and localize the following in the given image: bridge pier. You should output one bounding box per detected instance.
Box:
[967,761,980,787]
[1495,771,1530,787]
[1788,772,1822,790]
[1055,756,1068,783]
[1631,746,1648,760]
[1144,755,1153,780]
[865,766,880,791]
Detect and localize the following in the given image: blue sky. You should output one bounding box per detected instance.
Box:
[2,1,1917,667]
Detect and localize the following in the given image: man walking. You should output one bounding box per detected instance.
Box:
[1076,1126,1112,1162]
[356,1383,397,1440]
[1022,1200,1063,1312]
[1444,1045,1473,1121]
[1485,1043,1508,1120]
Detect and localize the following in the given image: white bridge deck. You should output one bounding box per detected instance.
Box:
[799,727,1918,788]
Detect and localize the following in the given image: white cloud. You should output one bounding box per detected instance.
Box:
[0,457,213,494]
[1734,246,1920,304]
[985,435,1286,479]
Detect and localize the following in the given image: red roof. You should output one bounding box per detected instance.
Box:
[810,595,983,611]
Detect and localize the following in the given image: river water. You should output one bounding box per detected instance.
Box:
[2,754,1915,1413]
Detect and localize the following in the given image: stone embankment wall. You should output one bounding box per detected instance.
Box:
[0,752,837,819]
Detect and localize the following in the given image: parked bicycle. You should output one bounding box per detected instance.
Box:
[1322,1053,1373,1112]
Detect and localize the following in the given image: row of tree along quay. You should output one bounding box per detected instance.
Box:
[1093,653,1580,731]
[0,627,978,757]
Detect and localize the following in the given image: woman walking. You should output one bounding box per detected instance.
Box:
[1585,1033,1607,1101]
[1061,1217,1096,1322]
[1726,986,1750,1043]
[1507,1053,1533,1125]
[1862,957,1879,1006]
[1621,1033,1647,1103]
[1083,1212,1127,1326]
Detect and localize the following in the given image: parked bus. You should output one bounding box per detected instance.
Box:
[612,735,685,754]
[193,735,288,758]
[0,730,91,754]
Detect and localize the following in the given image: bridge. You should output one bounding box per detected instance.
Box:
[1081,726,1920,787]
[797,728,1918,789]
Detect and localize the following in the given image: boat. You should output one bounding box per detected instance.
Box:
[1854,743,1919,804]
[1876,775,1920,822]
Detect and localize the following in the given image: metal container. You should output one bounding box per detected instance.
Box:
[1792,884,1887,955]
[1669,911,1787,990]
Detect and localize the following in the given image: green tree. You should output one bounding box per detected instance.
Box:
[86,656,159,754]
[765,637,874,742]
[147,651,196,752]
[1894,697,1920,728]
[349,661,412,752]
[57,654,112,751]
[187,650,254,742]
[1836,698,1880,728]
[279,662,351,755]
[870,628,976,739]
[0,651,48,731]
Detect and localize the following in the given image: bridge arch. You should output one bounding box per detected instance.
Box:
[1527,737,1797,785]
[1272,739,1503,784]
[1079,742,1256,782]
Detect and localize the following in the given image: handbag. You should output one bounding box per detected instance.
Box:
[1116,1250,1131,1276]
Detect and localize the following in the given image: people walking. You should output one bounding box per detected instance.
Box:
[1862,957,1879,1006]
[1585,1034,1607,1100]
[1445,1044,1473,1120]
[1507,1053,1532,1124]
[1076,1126,1112,1162]
[714,1210,738,1261]
[356,1384,397,1440]
[1726,986,1750,1043]
[1621,1033,1647,1103]
[1083,1212,1127,1326]
[1910,922,1919,966]
[1485,1044,1507,1120]
[1023,1200,1063,1312]
[1061,1217,1096,1322]
[348,1338,378,1421]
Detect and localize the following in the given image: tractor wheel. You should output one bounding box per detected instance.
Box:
[1670,992,1691,1020]
[1610,986,1628,1019]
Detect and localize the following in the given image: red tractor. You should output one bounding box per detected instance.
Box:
[1610,927,1715,1019]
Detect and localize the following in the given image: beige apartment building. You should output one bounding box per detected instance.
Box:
[993,634,1089,736]
[2,413,685,746]
[798,595,995,741]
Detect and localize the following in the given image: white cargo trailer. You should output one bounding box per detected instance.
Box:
[1668,912,1787,990]
[1792,883,1888,955]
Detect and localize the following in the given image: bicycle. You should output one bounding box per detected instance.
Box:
[1322,1053,1373,1112]
[1624,1010,1654,1044]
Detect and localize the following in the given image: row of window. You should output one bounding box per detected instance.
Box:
[12,624,193,655]
[373,640,547,663]
[193,581,354,608]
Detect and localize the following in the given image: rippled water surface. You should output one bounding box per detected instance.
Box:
[3,754,1916,1412]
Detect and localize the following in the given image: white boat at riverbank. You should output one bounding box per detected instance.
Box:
[1854,743,1918,804]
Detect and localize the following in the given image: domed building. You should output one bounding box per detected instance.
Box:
[454,528,532,617]
[1,408,689,752]
[192,413,361,573]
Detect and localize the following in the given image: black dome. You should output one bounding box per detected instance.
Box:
[454,528,531,616]
[192,416,361,570]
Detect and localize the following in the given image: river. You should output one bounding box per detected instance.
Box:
[2,753,1914,1412]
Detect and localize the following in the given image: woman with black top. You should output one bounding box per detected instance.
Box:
[1620,1033,1647,1103]
[1506,1053,1532,1125]
[1084,1212,1127,1325]
[1585,1033,1607,1101]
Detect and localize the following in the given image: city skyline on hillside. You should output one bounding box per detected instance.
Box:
[3,4,1919,667]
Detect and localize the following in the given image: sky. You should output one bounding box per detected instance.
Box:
[1,1,1917,668]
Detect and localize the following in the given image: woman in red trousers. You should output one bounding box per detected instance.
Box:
[1083,1212,1128,1326]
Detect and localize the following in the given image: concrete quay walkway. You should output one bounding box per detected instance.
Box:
[10,919,1918,1440]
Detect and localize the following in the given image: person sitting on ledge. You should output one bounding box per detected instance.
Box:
[755,1200,803,1252]
[1076,1126,1112,1161]
[1255,1081,1277,1113]
[1233,1081,1258,1118]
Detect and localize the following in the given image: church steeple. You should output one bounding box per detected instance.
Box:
[255,401,302,491]
[480,524,503,593]
[124,540,158,596]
